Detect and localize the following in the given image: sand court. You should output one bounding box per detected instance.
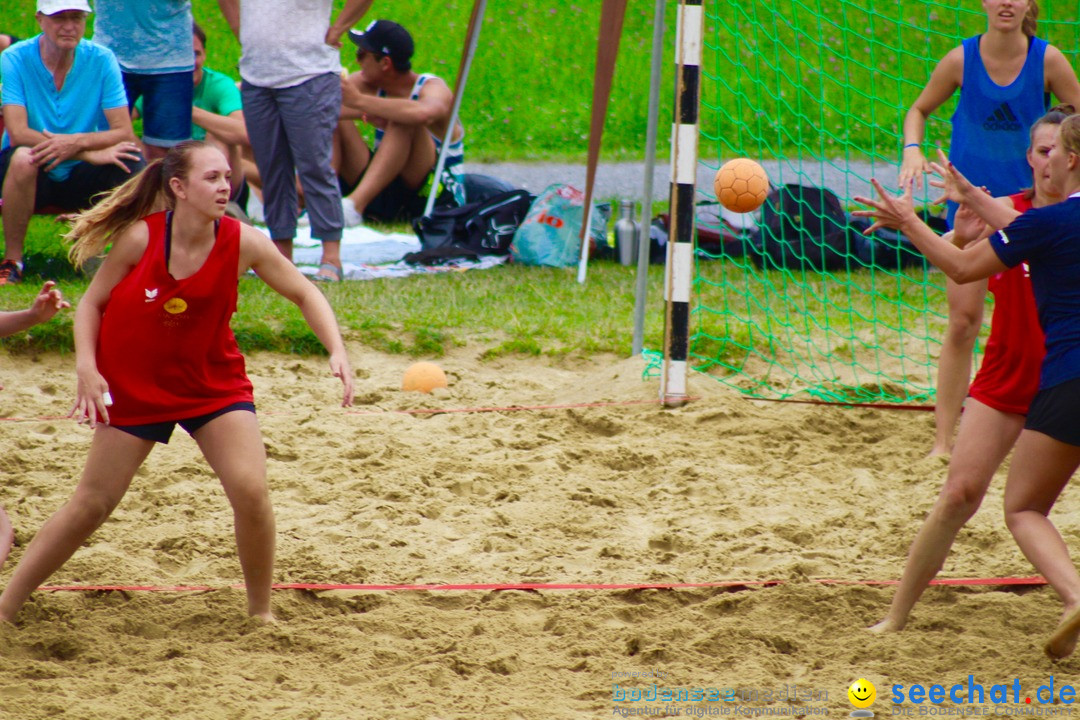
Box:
[1,349,1077,718]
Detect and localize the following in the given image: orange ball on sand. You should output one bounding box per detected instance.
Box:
[402,362,449,393]
[714,158,770,213]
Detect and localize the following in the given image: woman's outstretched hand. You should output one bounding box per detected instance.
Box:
[927,148,982,206]
[853,178,919,234]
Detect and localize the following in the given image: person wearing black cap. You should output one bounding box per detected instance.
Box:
[336,20,465,225]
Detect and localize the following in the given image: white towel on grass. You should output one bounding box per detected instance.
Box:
[288,224,421,266]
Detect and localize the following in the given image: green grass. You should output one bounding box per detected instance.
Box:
[687,246,959,403]
[705,2,1080,163]
[6,2,1080,162]
[1,213,951,375]
[0,216,668,358]
[0,1,1014,402]
[0,1,680,162]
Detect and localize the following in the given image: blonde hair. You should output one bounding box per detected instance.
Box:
[1059,114,1080,157]
[1022,0,1038,37]
[66,140,208,269]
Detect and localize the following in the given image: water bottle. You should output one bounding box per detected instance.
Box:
[615,199,640,266]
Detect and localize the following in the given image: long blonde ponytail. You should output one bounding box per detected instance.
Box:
[66,161,165,268]
[66,140,208,269]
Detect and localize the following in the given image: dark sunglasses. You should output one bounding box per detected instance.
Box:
[356,49,385,63]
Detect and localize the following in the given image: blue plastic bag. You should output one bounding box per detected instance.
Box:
[510,184,609,267]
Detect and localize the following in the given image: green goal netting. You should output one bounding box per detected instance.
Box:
[691,0,1080,404]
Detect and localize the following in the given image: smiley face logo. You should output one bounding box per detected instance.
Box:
[163,297,188,315]
[848,678,876,709]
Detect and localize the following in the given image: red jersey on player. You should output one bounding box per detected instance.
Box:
[967,192,1044,415]
[96,211,254,425]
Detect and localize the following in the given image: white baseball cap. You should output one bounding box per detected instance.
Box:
[37,0,93,15]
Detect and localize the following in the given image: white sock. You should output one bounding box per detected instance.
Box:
[246,193,265,224]
[341,197,364,227]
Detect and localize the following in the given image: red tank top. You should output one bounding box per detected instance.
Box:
[97,211,254,424]
[967,193,1045,415]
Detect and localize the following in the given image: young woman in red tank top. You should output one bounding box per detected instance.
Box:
[0,141,354,623]
[870,106,1070,633]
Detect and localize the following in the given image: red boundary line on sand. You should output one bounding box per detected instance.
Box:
[0,399,679,424]
[745,397,936,412]
[344,398,681,416]
[0,415,71,423]
[2,397,943,422]
[35,576,1048,593]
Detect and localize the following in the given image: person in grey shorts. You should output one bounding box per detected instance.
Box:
[217,0,374,282]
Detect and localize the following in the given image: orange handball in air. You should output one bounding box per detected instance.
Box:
[714,158,770,213]
[402,361,449,393]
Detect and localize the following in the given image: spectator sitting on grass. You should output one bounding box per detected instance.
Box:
[0,33,20,52]
[337,20,465,226]
[134,21,251,217]
[0,0,143,285]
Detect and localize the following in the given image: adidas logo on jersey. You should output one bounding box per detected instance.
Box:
[983,102,1022,132]
[145,288,158,302]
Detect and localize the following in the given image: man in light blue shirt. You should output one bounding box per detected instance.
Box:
[0,0,142,284]
[94,0,194,161]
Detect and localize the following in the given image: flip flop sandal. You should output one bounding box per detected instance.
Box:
[311,262,343,283]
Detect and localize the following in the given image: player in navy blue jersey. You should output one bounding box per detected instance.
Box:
[857,117,1080,659]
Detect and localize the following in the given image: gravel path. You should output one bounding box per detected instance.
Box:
[465,158,927,205]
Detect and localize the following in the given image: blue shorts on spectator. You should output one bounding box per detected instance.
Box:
[123,71,194,148]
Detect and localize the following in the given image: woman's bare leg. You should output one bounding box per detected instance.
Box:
[931,278,987,456]
[192,410,276,621]
[870,400,1023,631]
[0,427,153,621]
[1003,430,1080,658]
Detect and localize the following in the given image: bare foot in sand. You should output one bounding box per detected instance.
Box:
[926,444,951,459]
[1045,605,1080,660]
[868,616,905,633]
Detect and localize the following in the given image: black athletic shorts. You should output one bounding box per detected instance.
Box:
[112,401,256,445]
[1025,377,1080,446]
[337,149,431,222]
[0,147,146,212]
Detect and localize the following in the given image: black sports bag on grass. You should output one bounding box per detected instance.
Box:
[407,189,535,265]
